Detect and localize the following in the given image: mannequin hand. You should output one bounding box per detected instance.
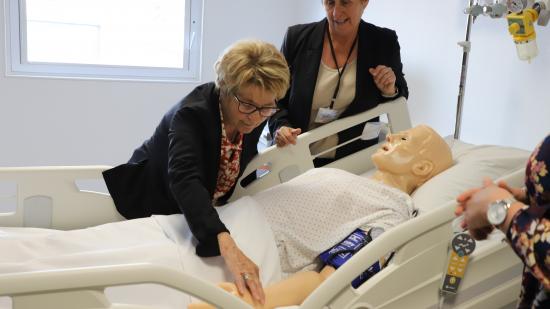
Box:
[218,232,265,305]
[188,282,256,309]
[497,180,527,203]
[275,126,302,147]
[455,178,513,240]
[369,65,397,96]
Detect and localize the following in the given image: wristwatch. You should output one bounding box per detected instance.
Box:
[487,198,516,227]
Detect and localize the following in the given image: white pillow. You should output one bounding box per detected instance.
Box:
[411,139,530,213]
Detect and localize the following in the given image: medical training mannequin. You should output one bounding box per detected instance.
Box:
[190,125,453,309]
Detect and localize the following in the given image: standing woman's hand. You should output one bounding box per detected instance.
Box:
[369,65,397,96]
[217,232,265,305]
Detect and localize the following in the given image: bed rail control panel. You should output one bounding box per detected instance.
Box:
[441,232,476,295]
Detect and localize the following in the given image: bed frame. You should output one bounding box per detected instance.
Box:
[0,96,524,308]
[302,169,524,309]
[232,96,411,201]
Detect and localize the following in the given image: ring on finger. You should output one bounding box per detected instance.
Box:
[241,272,251,281]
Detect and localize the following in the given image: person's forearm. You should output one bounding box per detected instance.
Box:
[262,271,325,308]
[498,201,524,233]
[217,232,235,256]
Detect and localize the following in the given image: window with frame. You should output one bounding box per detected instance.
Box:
[6,0,202,81]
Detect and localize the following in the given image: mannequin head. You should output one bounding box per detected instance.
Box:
[371,125,453,194]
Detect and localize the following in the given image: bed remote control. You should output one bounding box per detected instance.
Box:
[441,232,476,294]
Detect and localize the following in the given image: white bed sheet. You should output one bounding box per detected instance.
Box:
[0,196,281,309]
[412,139,529,213]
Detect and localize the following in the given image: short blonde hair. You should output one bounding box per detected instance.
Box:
[215,40,290,100]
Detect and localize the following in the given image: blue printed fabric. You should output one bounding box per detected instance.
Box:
[319,229,382,288]
[507,135,550,309]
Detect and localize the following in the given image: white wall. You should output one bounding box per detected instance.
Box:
[2,0,549,168]
[0,0,301,167]
[307,0,550,151]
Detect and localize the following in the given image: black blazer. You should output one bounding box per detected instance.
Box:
[103,83,264,257]
[269,19,408,158]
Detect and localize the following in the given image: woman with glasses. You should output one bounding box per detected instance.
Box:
[102,40,289,305]
[270,0,408,166]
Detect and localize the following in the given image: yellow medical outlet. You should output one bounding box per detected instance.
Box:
[507,9,539,43]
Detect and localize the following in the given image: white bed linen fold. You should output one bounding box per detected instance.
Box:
[0,196,281,308]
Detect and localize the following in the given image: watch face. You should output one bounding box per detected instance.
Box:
[488,201,508,225]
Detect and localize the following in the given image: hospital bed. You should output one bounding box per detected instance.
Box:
[0,96,531,309]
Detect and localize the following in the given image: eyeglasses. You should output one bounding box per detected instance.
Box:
[233,95,279,117]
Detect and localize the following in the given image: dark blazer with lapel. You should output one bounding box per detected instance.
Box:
[269,19,408,158]
[102,82,264,257]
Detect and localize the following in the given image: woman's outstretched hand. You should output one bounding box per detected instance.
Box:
[218,232,265,305]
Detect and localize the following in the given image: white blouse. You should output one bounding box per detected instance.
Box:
[309,59,357,159]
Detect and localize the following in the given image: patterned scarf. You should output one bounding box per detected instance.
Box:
[213,103,243,201]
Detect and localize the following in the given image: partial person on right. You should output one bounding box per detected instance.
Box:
[455,134,550,308]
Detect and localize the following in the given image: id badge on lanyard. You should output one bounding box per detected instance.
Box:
[315,26,358,125]
[314,107,339,124]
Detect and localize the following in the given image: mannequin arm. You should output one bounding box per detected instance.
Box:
[188,266,336,309]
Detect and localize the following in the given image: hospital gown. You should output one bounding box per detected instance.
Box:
[253,168,415,276]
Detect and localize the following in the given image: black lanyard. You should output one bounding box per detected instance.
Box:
[326,26,358,109]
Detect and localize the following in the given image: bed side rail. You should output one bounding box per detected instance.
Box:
[300,168,525,309]
[0,166,122,229]
[0,97,409,228]
[0,263,252,309]
[231,96,410,201]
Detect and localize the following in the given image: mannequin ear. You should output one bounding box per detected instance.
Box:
[412,160,434,177]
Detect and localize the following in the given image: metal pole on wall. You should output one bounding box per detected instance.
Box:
[454,0,476,139]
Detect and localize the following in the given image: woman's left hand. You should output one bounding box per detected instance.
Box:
[369,65,397,96]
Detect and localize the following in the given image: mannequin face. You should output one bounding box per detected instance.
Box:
[372,125,449,178]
